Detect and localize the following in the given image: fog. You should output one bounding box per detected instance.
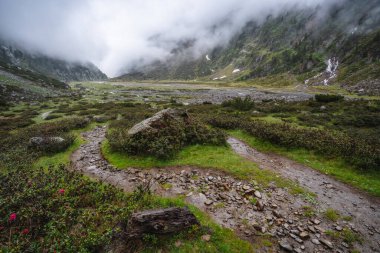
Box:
[0,0,343,77]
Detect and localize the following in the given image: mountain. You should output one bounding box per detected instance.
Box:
[116,0,380,95]
[0,60,74,103]
[0,43,107,82]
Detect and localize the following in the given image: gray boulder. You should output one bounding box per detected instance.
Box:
[128,108,187,135]
[29,136,65,148]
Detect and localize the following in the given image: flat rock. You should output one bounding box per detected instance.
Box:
[254,190,262,199]
[279,239,293,252]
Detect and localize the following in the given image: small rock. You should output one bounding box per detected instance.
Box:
[313,219,321,225]
[279,240,293,252]
[243,185,250,190]
[204,199,213,205]
[335,226,343,231]
[256,200,265,211]
[299,231,310,240]
[273,210,283,218]
[312,239,320,245]
[320,239,333,249]
[254,190,262,199]
[201,234,211,242]
[175,240,182,247]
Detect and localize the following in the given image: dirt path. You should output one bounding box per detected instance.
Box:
[228,137,380,252]
[71,126,379,252]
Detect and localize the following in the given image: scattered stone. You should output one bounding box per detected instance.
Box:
[256,200,265,211]
[175,240,182,247]
[204,199,213,205]
[201,234,211,242]
[254,190,262,199]
[273,210,283,218]
[335,226,343,231]
[312,239,320,245]
[312,219,321,225]
[320,239,333,249]
[279,239,293,252]
[299,231,310,240]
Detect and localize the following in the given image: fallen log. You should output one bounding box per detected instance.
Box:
[126,207,199,238]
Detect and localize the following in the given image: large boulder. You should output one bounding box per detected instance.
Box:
[128,108,188,135]
[29,136,68,152]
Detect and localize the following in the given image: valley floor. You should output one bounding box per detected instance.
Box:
[71,125,379,253]
[1,81,379,252]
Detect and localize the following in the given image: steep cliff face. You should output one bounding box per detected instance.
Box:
[117,0,380,95]
[0,44,107,82]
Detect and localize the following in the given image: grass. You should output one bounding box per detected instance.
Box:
[325,229,363,246]
[102,140,305,194]
[228,130,380,196]
[324,208,340,222]
[302,206,316,217]
[33,122,102,168]
[33,138,80,168]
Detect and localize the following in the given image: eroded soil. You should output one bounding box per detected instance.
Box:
[70,126,380,253]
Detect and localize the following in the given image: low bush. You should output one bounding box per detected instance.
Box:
[0,117,90,170]
[0,165,146,252]
[222,96,255,111]
[108,113,226,159]
[315,94,344,103]
[207,114,379,170]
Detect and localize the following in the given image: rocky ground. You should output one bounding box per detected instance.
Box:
[71,126,380,253]
[91,82,314,104]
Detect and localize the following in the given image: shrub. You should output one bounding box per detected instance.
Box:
[108,113,226,159]
[222,96,255,111]
[0,165,140,252]
[315,94,344,103]
[0,117,90,170]
[207,114,379,170]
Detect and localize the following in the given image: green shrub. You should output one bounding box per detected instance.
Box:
[222,96,255,111]
[0,117,90,170]
[315,94,344,103]
[0,165,141,252]
[207,114,379,170]
[108,113,226,159]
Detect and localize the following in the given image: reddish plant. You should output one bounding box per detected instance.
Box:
[9,213,16,222]
[21,228,29,235]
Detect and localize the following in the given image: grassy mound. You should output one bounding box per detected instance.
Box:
[108,111,226,159]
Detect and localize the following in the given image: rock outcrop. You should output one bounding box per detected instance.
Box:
[128,108,188,135]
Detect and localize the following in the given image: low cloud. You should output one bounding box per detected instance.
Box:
[0,0,343,77]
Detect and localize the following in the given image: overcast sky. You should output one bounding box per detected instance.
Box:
[0,0,341,77]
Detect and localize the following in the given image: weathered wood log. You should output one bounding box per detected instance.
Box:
[126,207,199,238]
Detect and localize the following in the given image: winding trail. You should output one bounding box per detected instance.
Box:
[71,126,380,253]
[228,138,380,250]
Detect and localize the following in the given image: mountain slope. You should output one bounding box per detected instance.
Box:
[0,61,73,103]
[117,0,380,95]
[0,43,107,82]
